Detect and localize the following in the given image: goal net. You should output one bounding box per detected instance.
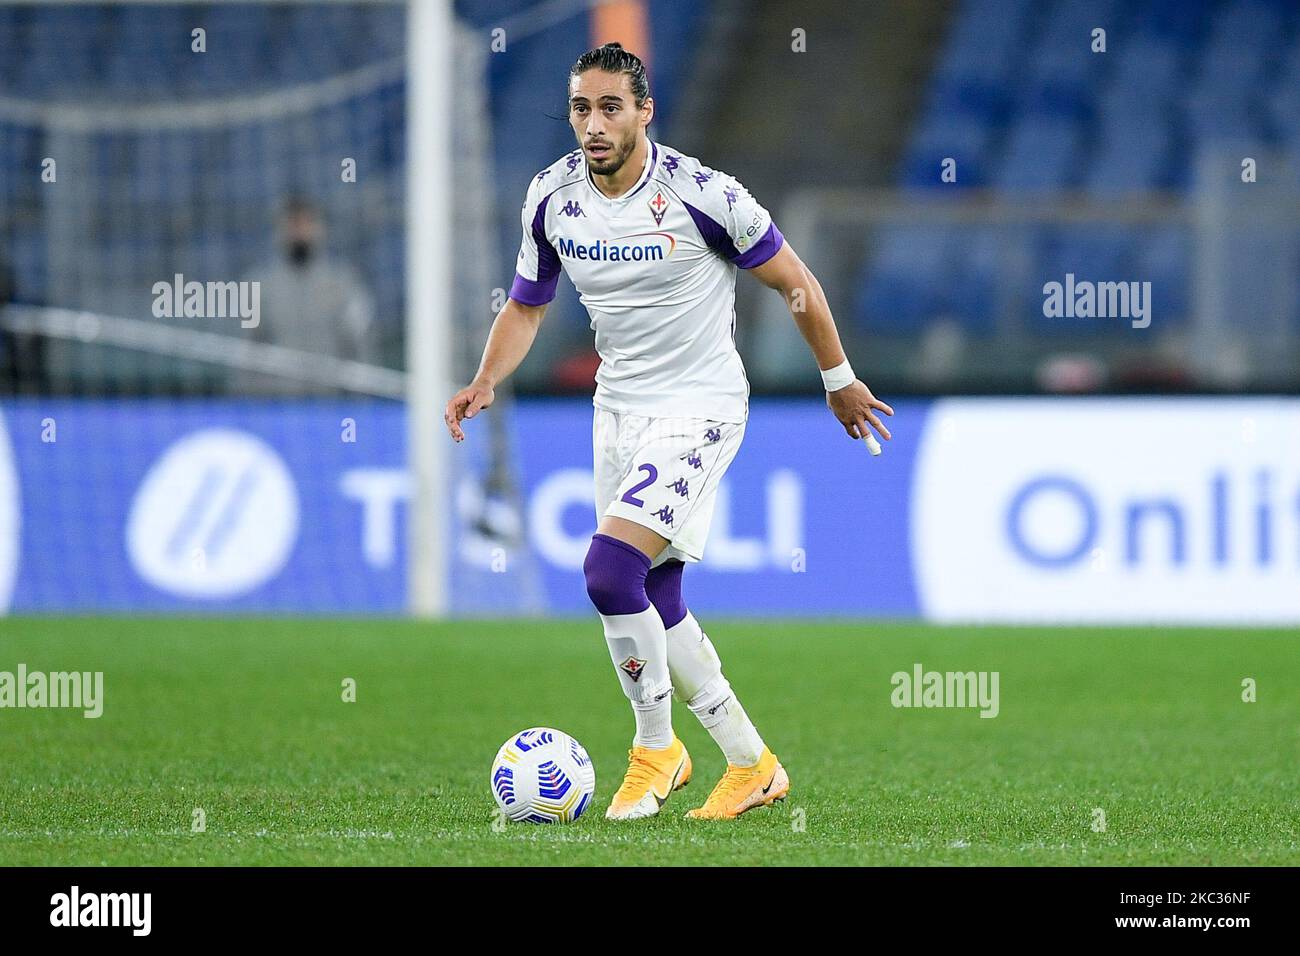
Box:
[0,1,544,615]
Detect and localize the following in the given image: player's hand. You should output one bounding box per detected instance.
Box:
[444,379,495,443]
[827,380,893,442]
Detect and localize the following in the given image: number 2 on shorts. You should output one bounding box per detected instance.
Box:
[620,463,658,508]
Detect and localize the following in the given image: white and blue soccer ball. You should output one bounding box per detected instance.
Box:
[490,727,596,824]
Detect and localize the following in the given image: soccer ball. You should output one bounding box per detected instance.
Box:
[490,727,596,824]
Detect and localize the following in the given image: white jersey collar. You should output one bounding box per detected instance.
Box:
[585,140,657,206]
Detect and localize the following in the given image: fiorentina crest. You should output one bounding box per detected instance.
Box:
[648,189,669,226]
[619,656,647,682]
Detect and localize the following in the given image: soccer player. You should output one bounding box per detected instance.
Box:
[445,43,892,820]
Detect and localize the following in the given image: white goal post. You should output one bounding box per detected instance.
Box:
[405,0,455,617]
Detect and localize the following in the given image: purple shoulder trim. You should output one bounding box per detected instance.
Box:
[683,203,784,269]
[511,191,561,305]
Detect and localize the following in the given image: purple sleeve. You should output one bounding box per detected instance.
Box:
[509,272,558,306]
[734,222,784,269]
[511,191,561,305]
[684,202,784,269]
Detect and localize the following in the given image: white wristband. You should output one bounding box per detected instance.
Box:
[820,359,856,392]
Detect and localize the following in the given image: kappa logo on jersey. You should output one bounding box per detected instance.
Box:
[724,185,739,210]
[661,154,681,177]
[565,150,582,172]
[692,170,712,190]
[559,200,586,218]
[648,189,669,226]
[619,656,648,682]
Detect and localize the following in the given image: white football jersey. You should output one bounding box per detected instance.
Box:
[510,141,784,424]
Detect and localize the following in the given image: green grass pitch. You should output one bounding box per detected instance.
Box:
[0,618,1295,866]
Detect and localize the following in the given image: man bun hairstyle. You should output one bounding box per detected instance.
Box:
[570,42,650,107]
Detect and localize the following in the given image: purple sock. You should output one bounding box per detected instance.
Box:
[645,560,687,629]
[583,533,652,615]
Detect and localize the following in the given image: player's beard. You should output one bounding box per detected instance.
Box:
[585,131,637,176]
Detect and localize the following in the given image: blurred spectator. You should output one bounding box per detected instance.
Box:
[909,318,968,391]
[234,198,377,395]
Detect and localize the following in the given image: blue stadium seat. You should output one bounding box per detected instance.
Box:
[1130,0,1215,43]
[1273,67,1300,149]
[900,116,993,189]
[1019,77,1095,124]
[947,227,1010,334]
[1107,38,1185,96]
[1183,88,1267,145]
[1034,0,1120,71]
[926,74,1014,124]
[0,125,38,198]
[7,231,46,302]
[855,226,956,330]
[102,6,189,94]
[937,0,1036,86]
[1038,227,1135,282]
[1136,226,1191,321]
[1085,120,1172,193]
[993,116,1084,192]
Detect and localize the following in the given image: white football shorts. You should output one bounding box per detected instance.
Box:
[593,406,746,567]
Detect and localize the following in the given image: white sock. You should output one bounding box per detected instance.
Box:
[690,684,764,767]
[631,697,673,750]
[600,606,674,749]
[665,612,765,766]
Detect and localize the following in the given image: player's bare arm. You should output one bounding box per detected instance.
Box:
[444,297,547,443]
[749,242,894,444]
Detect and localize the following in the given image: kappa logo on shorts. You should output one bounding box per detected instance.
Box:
[619,656,647,682]
[704,427,722,444]
[653,505,675,527]
[680,450,703,470]
[665,477,690,499]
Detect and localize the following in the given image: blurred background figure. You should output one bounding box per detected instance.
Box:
[233,197,378,396]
